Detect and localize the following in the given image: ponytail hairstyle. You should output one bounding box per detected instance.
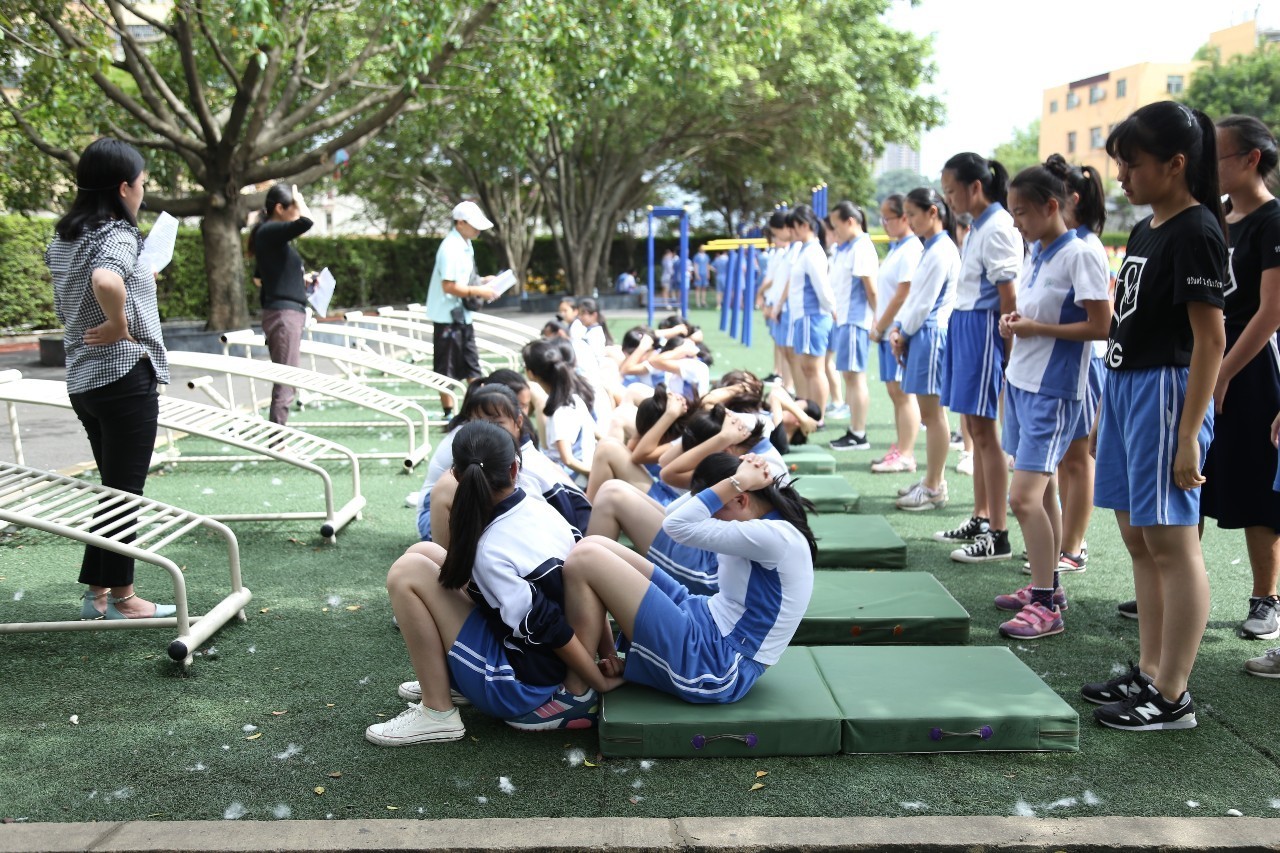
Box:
[547,336,596,408]
[944,152,1010,209]
[575,297,614,345]
[905,187,958,244]
[714,369,765,413]
[445,382,526,441]
[439,421,522,589]
[689,452,818,561]
[542,319,569,339]
[522,338,594,416]
[621,325,654,355]
[55,138,146,241]
[833,200,868,232]
[1217,114,1280,194]
[1042,153,1107,234]
[785,203,826,247]
[767,209,789,230]
[1105,101,1227,240]
[681,404,765,451]
[1009,164,1070,210]
[635,383,687,443]
[474,369,535,444]
[247,182,296,258]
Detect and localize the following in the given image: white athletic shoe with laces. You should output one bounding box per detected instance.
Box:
[398,680,471,706]
[365,703,465,746]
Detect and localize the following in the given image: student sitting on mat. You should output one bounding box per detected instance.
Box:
[523,338,598,483]
[367,422,623,746]
[585,382,688,504]
[562,452,816,704]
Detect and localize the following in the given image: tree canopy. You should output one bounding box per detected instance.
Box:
[1183,43,1280,131]
[991,119,1041,177]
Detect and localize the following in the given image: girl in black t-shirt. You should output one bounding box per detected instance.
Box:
[1084,101,1228,731]
[1202,116,1280,645]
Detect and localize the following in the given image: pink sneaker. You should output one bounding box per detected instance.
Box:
[872,453,917,474]
[994,584,1068,612]
[872,444,900,466]
[998,602,1065,639]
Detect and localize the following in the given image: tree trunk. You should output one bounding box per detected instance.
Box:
[201,202,250,331]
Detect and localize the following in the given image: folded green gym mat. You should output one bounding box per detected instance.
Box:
[794,572,970,645]
[794,474,861,513]
[782,445,836,475]
[810,514,907,569]
[599,647,843,758]
[811,646,1079,753]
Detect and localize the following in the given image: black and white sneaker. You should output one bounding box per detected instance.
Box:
[932,516,990,543]
[1242,595,1280,640]
[1094,682,1197,731]
[950,529,1012,563]
[829,430,871,452]
[949,430,965,450]
[1080,661,1149,705]
[1116,599,1138,620]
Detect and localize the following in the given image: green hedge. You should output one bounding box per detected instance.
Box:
[0,216,58,331]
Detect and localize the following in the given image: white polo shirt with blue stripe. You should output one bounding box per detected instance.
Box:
[786,239,837,319]
[1077,226,1111,359]
[875,236,923,325]
[831,233,879,328]
[955,203,1022,312]
[895,231,960,337]
[1005,230,1110,400]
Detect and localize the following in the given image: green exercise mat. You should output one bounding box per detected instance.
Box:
[810,514,907,569]
[782,445,836,475]
[599,647,842,758]
[794,572,970,645]
[794,474,861,513]
[812,646,1079,754]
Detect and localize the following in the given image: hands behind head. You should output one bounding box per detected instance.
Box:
[734,453,774,492]
[718,411,752,444]
[664,392,688,417]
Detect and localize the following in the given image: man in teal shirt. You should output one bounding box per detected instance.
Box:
[426,201,496,416]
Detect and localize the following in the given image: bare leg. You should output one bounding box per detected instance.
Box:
[886,381,920,461]
[584,479,666,552]
[1058,438,1094,556]
[1244,526,1280,598]
[385,551,474,712]
[967,414,1006,528]
[1116,511,1162,683]
[960,417,973,454]
[826,353,843,406]
[844,371,869,434]
[1009,471,1056,591]
[798,354,829,413]
[1139,523,1209,700]
[586,439,652,502]
[917,395,949,491]
[563,537,656,659]
[787,349,806,401]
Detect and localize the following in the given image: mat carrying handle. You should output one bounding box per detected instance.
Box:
[928,725,994,742]
[691,732,758,750]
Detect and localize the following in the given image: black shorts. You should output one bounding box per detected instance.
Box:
[432,321,483,382]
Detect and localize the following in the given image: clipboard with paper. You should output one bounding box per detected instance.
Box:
[308,267,336,316]
[139,212,179,274]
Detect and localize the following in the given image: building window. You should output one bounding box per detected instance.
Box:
[1089,85,1105,104]
[1116,78,1127,98]
[1091,127,1105,149]
[1049,100,1058,114]
[1167,75,1184,95]
[1067,131,1077,154]
[1066,91,1080,110]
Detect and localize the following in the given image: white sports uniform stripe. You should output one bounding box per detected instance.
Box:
[448,641,520,682]
[627,642,745,696]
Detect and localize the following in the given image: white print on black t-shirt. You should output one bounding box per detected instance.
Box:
[1115,255,1147,324]
[1224,247,1238,299]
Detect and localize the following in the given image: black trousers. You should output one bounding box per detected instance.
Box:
[68,359,159,588]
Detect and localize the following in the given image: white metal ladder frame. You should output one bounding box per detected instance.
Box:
[342,311,520,370]
[379,305,537,350]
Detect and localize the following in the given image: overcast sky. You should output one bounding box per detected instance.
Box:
[887,0,1276,175]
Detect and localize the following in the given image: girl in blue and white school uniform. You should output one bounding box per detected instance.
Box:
[586,406,789,595]
[755,214,796,391]
[368,422,625,746]
[827,201,880,452]
[776,205,838,413]
[562,452,815,704]
[890,188,960,514]
[993,164,1111,641]
[939,153,1024,563]
[1031,154,1113,579]
[584,382,687,504]
[523,338,597,483]
[1080,101,1228,732]
[869,194,925,474]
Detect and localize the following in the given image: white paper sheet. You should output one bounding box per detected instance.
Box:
[308,267,336,316]
[487,269,518,299]
[139,212,178,274]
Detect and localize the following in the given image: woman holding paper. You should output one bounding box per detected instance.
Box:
[45,137,174,620]
[248,182,313,425]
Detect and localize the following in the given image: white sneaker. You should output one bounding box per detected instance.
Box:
[365,703,465,746]
[398,680,471,706]
[955,451,974,476]
[896,481,948,511]
[897,477,925,497]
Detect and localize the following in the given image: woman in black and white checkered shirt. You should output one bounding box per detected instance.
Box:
[45,138,174,621]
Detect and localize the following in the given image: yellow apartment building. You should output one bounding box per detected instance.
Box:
[1038,19,1276,183]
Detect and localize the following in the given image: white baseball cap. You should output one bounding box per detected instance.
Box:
[451,200,494,231]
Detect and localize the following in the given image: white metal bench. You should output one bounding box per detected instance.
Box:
[0,460,251,668]
[0,371,365,540]
[220,330,466,409]
[165,351,431,469]
[378,305,537,349]
[343,311,520,370]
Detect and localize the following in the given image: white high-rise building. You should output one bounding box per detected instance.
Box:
[875,143,921,177]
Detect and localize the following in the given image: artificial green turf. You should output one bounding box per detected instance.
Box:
[2,307,1279,822]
